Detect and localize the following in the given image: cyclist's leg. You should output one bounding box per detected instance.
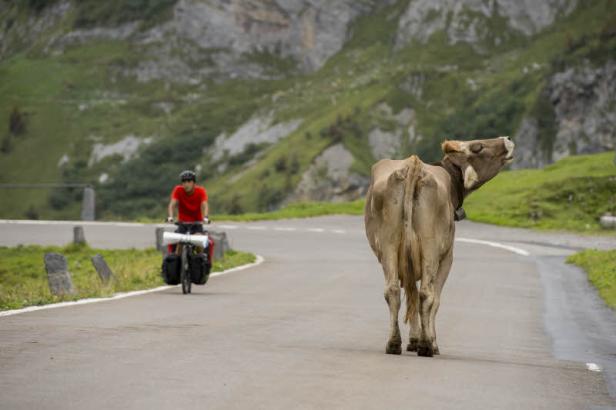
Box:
[175,224,188,256]
[192,225,205,254]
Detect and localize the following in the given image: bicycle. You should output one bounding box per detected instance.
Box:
[162,221,211,294]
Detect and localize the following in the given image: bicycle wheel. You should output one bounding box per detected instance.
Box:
[181,247,191,294]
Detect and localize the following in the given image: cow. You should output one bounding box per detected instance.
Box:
[364,137,515,357]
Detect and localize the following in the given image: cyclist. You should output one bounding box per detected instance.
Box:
[167,170,210,255]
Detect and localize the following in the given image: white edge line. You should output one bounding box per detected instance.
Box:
[456,237,530,256]
[586,363,602,372]
[0,219,146,227]
[0,255,265,318]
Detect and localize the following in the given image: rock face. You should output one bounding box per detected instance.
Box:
[35,0,390,82]
[132,0,392,81]
[291,144,368,202]
[396,0,578,49]
[0,1,71,60]
[368,105,417,160]
[210,114,302,162]
[513,60,616,168]
[549,60,616,161]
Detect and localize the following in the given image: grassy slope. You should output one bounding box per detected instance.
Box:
[0,0,614,219]
[0,244,255,310]
[567,249,616,309]
[465,152,616,232]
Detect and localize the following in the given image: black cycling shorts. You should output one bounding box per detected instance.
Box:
[175,224,204,235]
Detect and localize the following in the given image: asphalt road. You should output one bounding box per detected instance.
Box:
[0,217,615,409]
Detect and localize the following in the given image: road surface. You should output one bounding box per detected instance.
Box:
[0,217,615,409]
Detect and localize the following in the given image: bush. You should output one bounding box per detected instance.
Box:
[26,0,58,12]
[274,157,287,172]
[9,107,26,136]
[74,0,178,27]
[1,135,12,154]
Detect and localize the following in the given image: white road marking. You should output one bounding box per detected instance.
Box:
[331,229,346,234]
[456,238,530,256]
[274,227,297,232]
[247,226,267,231]
[586,363,602,372]
[217,224,239,230]
[307,228,325,233]
[0,219,145,227]
[0,255,264,318]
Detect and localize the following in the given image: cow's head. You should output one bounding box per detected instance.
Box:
[441,136,514,191]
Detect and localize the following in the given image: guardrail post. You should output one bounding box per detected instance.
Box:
[91,254,114,284]
[155,227,166,254]
[44,253,76,296]
[81,186,95,221]
[209,231,230,260]
[73,226,86,245]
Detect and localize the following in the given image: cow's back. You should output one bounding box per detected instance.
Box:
[365,157,456,263]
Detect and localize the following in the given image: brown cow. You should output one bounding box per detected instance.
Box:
[364,137,515,357]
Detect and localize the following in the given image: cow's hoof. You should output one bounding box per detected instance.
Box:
[433,346,440,355]
[416,342,434,357]
[385,341,402,355]
[406,338,419,352]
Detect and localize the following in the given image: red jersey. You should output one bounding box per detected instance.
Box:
[171,185,208,222]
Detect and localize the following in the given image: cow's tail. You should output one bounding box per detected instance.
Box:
[401,155,422,324]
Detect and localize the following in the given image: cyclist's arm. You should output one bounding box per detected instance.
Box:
[168,198,178,221]
[201,200,209,220]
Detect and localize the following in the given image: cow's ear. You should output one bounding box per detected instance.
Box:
[470,142,483,153]
[442,140,461,154]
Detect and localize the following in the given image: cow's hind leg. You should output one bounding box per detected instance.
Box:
[429,249,454,356]
[406,280,421,352]
[382,249,402,355]
[417,257,438,357]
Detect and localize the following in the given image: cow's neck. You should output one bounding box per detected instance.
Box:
[439,156,466,210]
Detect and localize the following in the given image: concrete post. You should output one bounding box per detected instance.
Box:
[44,253,75,296]
[209,231,230,260]
[81,186,95,221]
[155,227,166,254]
[73,226,86,245]
[91,254,114,284]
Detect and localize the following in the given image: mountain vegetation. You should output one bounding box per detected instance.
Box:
[0,0,614,220]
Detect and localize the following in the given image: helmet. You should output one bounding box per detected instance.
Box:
[179,170,196,182]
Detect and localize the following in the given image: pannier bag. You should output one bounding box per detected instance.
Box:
[189,253,211,285]
[161,254,181,285]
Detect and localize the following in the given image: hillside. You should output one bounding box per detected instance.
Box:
[0,0,614,220]
[464,152,616,232]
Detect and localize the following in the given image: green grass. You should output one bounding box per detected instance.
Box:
[567,249,616,309]
[215,200,365,222]
[465,152,616,233]
[0,244,255,310]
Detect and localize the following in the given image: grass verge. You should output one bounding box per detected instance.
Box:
[465,152,616,233]
[214,200,365,222]
[567,249,616,309]
[0,244,256,311]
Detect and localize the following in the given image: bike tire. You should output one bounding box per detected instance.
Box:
[181,247,191,294]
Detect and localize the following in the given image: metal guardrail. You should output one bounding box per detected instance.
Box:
[0,184,95,221]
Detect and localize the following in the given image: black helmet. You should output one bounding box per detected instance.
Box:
[179,170,196,182]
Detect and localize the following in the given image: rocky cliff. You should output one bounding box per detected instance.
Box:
[514,60,615,168]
